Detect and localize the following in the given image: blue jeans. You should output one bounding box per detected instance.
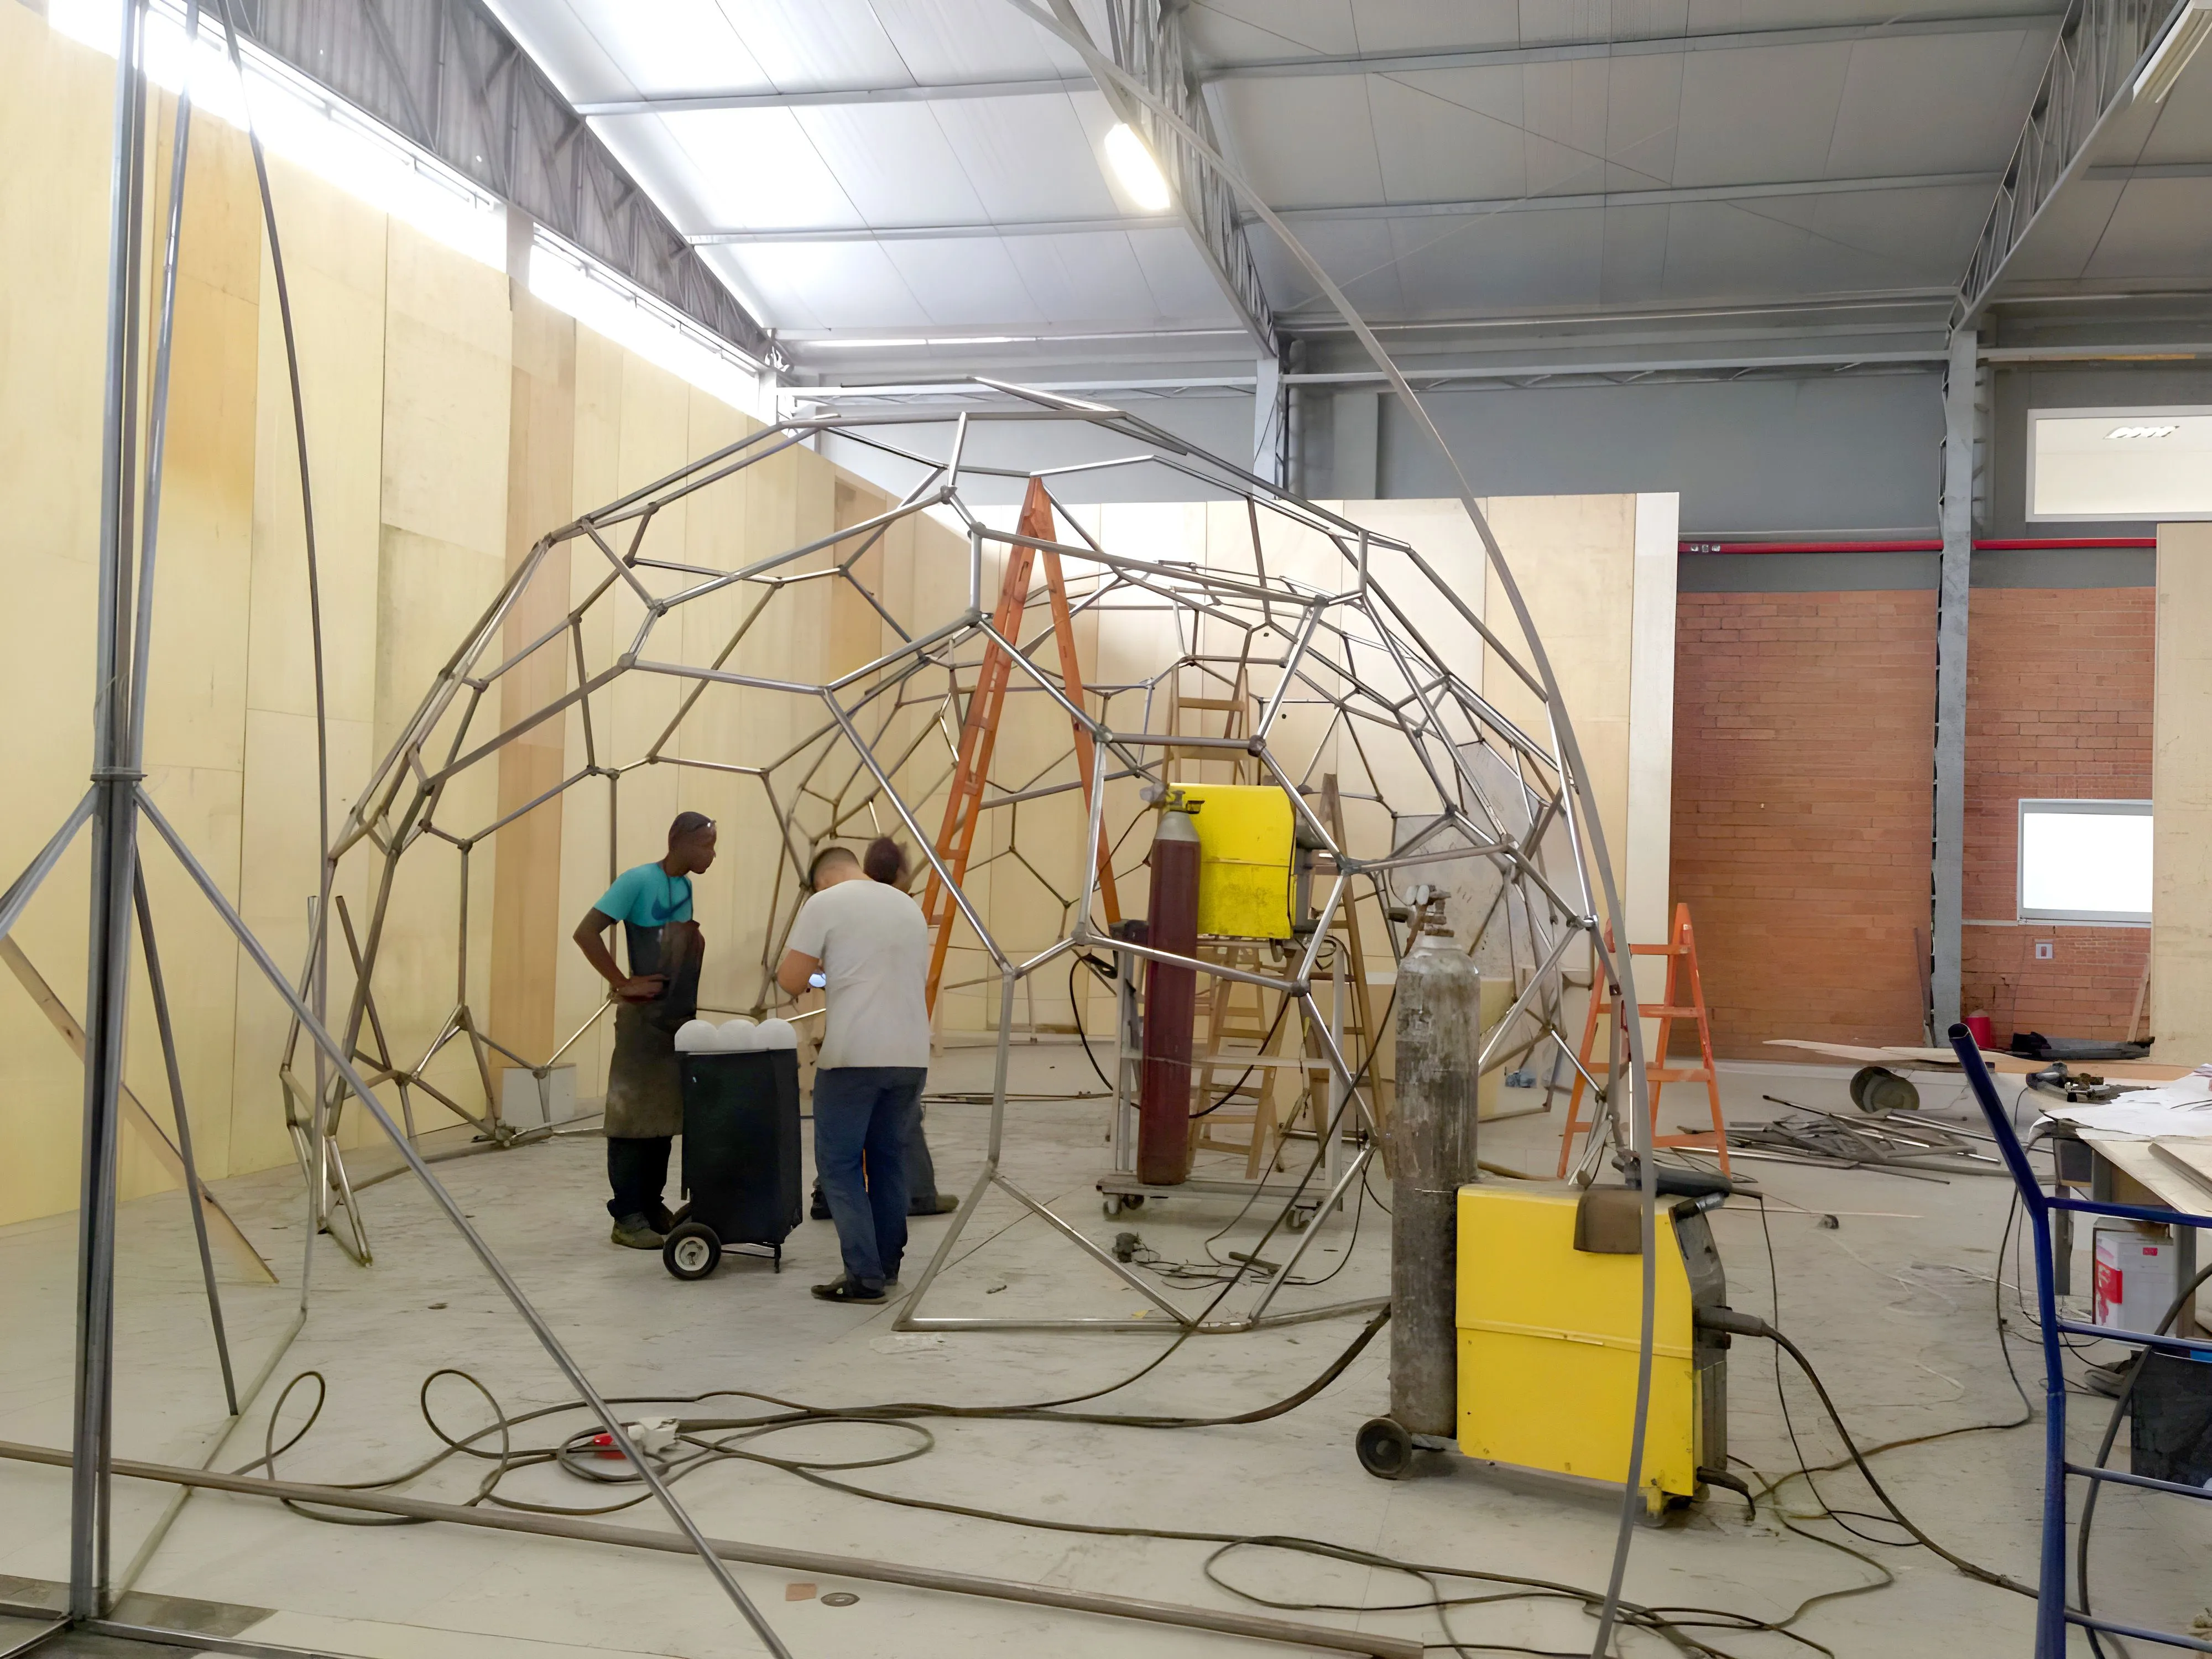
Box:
[812,1067,926,1288]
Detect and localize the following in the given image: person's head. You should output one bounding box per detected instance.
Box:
[863,836,906,886]
[808,844,860,891]
[666,811,717,875]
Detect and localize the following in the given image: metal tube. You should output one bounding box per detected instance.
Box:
[131,869,236,1415]
[0,791,97,947]
[72,0,152,1615]
[133,792,795,1659]
[0,1438,1420,1659]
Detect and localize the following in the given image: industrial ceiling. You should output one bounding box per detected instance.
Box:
[477,1,2210,372]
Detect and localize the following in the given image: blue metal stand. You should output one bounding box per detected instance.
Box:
[1948,1025,2212,1655]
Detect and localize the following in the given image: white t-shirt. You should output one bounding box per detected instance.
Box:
[787,878,932,1070]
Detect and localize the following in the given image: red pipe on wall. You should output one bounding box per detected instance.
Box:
[1679,537,2156,555]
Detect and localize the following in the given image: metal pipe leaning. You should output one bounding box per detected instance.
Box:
[0,1438,1422,1659]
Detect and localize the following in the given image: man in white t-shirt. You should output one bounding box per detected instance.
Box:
[778,840,932,1302]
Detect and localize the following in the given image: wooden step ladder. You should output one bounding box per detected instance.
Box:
[1555,901,1730,1177]
[921,477,1119,1013]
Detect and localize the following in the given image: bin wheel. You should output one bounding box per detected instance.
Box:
[1286,1206,1313,1233]
[1849,1065,1918,1115]
[1356,1416,1416,1480]
[664,1222,722,1281]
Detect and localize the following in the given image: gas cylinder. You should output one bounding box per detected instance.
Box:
[1388,913,1482,1436]
[1137,804,1201,1185]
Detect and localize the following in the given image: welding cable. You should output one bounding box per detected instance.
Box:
[1066,954,1119,1093]
[2072,1257,2212,1659]
[975,17,1665,1646]
[1698,1306,2037,1597]
[244,1356,1842,1659]
[1752,1194,2034,1552]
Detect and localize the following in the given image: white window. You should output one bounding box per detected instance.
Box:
[2028,407,2212,521]
[2018,800,2152,925]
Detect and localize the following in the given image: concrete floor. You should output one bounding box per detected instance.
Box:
[1,1048,2205,1658]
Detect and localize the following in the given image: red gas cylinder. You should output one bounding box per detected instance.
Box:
[1138,806,1201,1185]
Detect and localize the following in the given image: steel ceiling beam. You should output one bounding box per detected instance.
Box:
[691,173,1992,246]
[1069,0,1277,353]
[232,0,784,369]
[692,214,1175,244]
[1958,0,2189,320]
[575,77,1096,116]
[1202,11,2064,80]
[1255,170,1998,225]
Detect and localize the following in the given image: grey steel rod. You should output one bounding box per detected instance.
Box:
[0,1439,1419,1659]
[131,869,236,1415]
[0,792,96,948]
[72,0,152,1616]
[132,792,795,1659]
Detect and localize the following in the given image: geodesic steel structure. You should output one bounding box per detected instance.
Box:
[294,386,1618,1321]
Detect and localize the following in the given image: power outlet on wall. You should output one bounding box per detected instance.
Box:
[2035,940,2054,961]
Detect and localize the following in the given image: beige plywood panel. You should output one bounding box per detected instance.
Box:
[1483,495,1640,912]
[0,10,117,1223]
[487,291,577,1078]
[2154,523,2212,1062]
[378,224,512,562]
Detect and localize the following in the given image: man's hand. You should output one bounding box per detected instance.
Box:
[614,974,666,1003]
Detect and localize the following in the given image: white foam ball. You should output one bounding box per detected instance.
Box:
[754,1018,798,1051]
[717,1018,760,1051]
[674,1020,719,1053]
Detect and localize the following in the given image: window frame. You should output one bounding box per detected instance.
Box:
[2026,405,2212,523]
[2016,797,2153,926]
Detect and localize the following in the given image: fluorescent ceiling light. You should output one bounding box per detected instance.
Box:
[2136,0,2212,102]
[1103,123,1172,212]
[2108,424,2179,439]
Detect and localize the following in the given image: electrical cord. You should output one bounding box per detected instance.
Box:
[2074,1258,2212,1659]
[1702,1304,2037,1598]
[240,1344,1850,1659]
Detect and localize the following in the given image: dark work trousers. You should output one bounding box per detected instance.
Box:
[810,1104,940,1213]
[606,1135,673,1224]
[812,1067,926,1288]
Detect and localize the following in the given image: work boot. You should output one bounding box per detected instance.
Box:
[810,1276,886,1303]
[610,1214,665,1250]
[909,1193,959,1215]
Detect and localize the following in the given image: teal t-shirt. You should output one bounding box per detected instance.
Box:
[594,862,693,928]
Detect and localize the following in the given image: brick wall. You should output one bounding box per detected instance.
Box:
[1961,588,2153,1040]
[1671,592,1937,1058]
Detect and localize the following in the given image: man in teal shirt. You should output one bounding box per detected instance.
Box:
[574,811,717,1247]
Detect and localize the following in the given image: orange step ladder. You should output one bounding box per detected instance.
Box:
[921,476,1120,1013]
[1556,901,1730,1177]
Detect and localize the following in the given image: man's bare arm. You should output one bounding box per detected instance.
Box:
[775,948,820,999]
[574,909,665,1002]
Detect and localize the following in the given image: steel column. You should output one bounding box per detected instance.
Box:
[1931,328,1978,1033]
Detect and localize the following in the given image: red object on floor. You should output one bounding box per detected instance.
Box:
[1965,1014,1996,1050]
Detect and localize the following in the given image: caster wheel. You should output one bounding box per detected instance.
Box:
[1356,1416,1415,1480]
[1286,1207,1313,1233]
[663,1221,722,1280]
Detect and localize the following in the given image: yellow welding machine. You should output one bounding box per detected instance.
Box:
[1173,783,1295,939]
[1455,1185,1723,1512]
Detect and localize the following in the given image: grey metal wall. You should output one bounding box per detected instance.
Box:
[1368,372,1947,539]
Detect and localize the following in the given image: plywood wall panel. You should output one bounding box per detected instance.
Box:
[2153,523,2212,1062]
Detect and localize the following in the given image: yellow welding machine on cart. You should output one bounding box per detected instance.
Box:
[1448,1181,1732,1512]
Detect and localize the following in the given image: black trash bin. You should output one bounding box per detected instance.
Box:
[664,1048,802,1280]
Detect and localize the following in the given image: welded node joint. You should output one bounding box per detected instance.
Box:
[306,392,1613,1318]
